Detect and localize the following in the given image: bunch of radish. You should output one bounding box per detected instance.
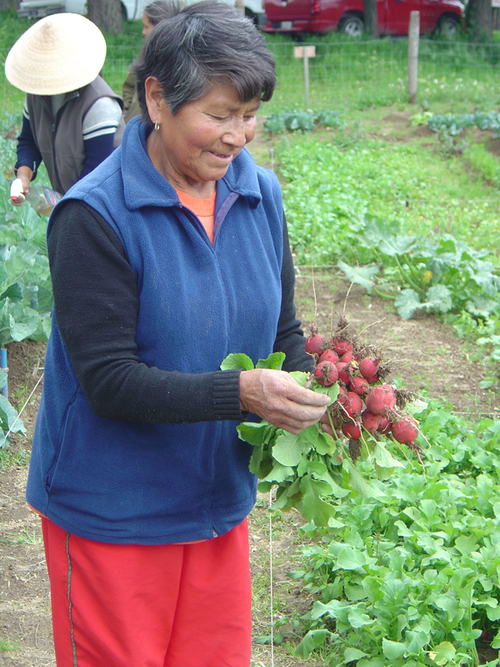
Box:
[305,318,423,464]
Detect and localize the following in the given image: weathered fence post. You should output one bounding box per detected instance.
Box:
[408,11,420,104]
[294,45,316,109]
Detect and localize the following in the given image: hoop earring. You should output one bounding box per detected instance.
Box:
[154,121,160,131]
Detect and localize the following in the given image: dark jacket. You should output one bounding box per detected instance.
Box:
[27,117,309,545]
[122,66,141,124]
[25,76,124,193]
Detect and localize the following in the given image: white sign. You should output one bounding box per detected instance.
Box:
[294,46,316,58]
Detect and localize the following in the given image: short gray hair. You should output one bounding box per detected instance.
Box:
[133,0,277,127]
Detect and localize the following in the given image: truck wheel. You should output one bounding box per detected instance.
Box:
[436,14,460,37]
[339,13,364,37]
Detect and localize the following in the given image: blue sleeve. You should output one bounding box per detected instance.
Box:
[79,134,115,180]
[15,114,42,180]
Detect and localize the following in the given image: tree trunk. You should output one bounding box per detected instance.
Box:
[363,0,379,38]
[87,0,123,34]
[465,0,493,40]
[495,8,500,30]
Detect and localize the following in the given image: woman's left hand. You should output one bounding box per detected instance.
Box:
[239,368,331,435]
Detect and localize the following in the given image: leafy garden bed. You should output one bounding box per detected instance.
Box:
[2,103,500,666]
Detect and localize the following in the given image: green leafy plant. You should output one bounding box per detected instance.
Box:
[428,111,500,137]
[223,322,425,529]
[0,156,51,445]
[222,350,500,665]
[464,142,500,187]
[264,109,344,134]
[0,366,25,449]
[338,219,500,321]
[288,402,500,666]
[0,176,53,345]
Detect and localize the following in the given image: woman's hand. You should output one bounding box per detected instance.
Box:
[239,368,331,435]
[11,167,33,205]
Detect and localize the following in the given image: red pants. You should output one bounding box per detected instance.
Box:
[41,517,252,667]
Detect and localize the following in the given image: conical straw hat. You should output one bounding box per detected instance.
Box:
[5,13,107,95]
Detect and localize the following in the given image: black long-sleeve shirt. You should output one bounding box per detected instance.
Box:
[48,200,313,424]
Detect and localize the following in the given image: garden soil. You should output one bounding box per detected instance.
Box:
[1,112,499,666]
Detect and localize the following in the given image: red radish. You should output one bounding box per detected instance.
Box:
[319,349,339,364]
[365,384,397,415]
[361,409,381,433]
[359,357,380,380]
[331,337,353,357]
[336,386,348,404]
[366,375,379,385]
[335,361,351,385]
[313,361,338,387]
[342,421,361,440]
[305,333,325,356]
[377,415,392,435]
[344,391,363,419]
[350,376,370,396]
[340,351,354,363]
[392,416,419,444]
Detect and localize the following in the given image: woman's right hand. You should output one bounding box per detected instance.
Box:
[239,368,331,435]
[11,167,33,205]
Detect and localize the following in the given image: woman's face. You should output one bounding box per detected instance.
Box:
[142,14,155,38]
[145,80,261,195]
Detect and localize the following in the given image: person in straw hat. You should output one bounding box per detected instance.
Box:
[5,12,125,197]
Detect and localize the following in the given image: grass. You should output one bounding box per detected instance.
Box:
[0,444,29,470]
[265,33,500,115]
[0,637,18,652]
[0,528,40,545]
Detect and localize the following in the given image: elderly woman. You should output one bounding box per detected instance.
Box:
[27,2,329,665]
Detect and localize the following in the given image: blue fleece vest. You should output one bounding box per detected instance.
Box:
[27,118,284,544]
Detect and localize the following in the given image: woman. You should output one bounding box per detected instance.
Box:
[27,3,329,665]
[5,13,124,198]
[122,0,180,124]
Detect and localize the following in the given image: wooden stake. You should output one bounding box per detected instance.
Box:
[294,45,316,109]
[408,11,420,104]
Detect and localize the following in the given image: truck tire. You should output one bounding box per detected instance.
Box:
[338,13,364,37]
[435,14,460,37]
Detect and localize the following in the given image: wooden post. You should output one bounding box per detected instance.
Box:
[408,11,419,105]
[294,45,316,109]
[235,0,245,16]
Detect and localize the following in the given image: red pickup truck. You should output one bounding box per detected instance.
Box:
[263,0,463,36]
